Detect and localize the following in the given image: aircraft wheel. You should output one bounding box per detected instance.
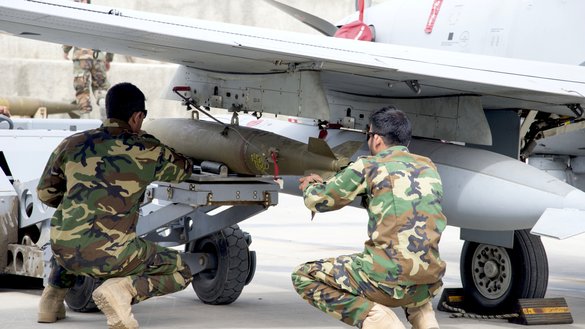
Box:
[188,224,251,305]
[65,276,101,313]
[460,229,548,314]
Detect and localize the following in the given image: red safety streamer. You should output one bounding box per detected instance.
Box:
[334,0,373,41]
[271,151,280,179]
[424,0,443,34]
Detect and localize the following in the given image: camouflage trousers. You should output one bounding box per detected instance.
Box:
[49,239,192,303]
[291,253,442,327]
[73,59,110,113]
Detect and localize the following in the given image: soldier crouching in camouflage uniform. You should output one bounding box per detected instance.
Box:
[293,107,447,329]
[36,82,194,329]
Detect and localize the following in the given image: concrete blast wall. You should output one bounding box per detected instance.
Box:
[0,0,355,119]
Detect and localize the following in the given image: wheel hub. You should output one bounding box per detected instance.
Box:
[483,260,499,279]
[471,244,512,299]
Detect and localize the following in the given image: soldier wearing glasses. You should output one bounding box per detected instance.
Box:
[36,82,193,329]
[294,107,446,329]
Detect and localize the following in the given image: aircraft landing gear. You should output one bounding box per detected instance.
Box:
[460,229,549,314]
[187,225,255,305]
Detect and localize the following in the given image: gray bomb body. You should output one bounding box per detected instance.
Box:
[143,118,354,176]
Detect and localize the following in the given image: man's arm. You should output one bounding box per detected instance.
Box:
[298,173,323,191]
[154,144,193,183]
[36,148,66,208]
[303,159,367,213]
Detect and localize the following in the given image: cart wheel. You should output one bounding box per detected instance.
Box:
[187,225,252,305]
[65,276,101,313]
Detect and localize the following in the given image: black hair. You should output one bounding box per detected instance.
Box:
[368,106,412,146]
[105,82,146,122]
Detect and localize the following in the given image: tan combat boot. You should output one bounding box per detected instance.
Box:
[92,277,139,329]
[405,302,440,329]
[363,303,406,329]
[37,285,68,323]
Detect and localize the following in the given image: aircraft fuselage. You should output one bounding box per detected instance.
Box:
[351,0,585,65]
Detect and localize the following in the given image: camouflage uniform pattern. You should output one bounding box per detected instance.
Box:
[292,145,447,327]
[63,46,113,113]
[37,119,194,302]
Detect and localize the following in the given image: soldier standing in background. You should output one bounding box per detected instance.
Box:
[293,107,446,329]
[63,0,113,119]
[36,82,194,329]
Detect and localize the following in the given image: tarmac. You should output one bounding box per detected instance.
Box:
[1,194,584,329]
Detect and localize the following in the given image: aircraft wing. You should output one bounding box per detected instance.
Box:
[1,0,585,140]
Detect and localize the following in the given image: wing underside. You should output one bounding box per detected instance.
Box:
[1,0,585,143]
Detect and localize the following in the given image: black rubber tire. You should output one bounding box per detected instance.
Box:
[64,276,101,313]
[244,250,256,286]
[460,229,548,314]
[187,225,251,305]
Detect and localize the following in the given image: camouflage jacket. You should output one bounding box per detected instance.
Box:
[37,119,192,268]
[63,45,114,62]
[303,145,446,286]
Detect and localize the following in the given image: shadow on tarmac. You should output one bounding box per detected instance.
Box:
[0,274,43,290]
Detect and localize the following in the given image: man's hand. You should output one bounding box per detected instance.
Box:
[105,61,111,71]
[299,173,323,191]
[0,105,10,117]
